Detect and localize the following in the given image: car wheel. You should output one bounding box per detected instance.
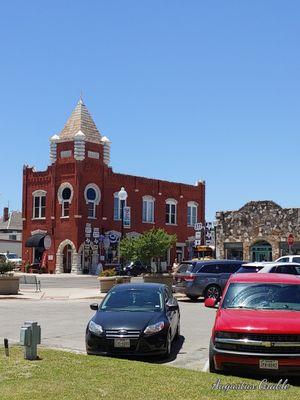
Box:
[209,339,218,373]
[205,285,221,301]
[187,295,199,301]
[175,319,180,339]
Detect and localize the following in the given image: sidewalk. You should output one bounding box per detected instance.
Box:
[0,287,106,301]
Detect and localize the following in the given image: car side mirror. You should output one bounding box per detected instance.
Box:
[166,301,179,311]
[204,298,217,308]
[90,303,99,311]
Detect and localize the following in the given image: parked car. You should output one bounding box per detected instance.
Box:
[236,262,269,274]
[122,261,151,276]
[86,283,180,358]
[0,252,22,267]
[173,260,245,301]
[206,273,300,375]
[258,262,300,275]
[276,255,300,263]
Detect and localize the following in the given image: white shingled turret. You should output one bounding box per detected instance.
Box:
[101,136,111,166]
[74,130,86,161]
[49,134,60,164]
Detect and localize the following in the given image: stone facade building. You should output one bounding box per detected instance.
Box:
[22,98,205,274]
[215,201,300,262]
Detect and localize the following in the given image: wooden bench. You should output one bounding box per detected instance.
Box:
[19,275,41,292]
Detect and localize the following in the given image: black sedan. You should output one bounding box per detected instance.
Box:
[86,283,180,358]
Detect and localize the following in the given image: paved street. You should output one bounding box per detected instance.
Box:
[0,295,216,371]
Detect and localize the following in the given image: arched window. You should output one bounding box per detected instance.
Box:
[32,190,46,219]
[142,195,155,223]
[114,192,127,221]
[84,184,101,218]
[165,198,177,225]
[187,201,198,227]
[57,183,74,217]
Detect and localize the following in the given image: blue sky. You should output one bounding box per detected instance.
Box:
[0,1,299,220]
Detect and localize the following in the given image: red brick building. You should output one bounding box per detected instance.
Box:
[22,99,205,274]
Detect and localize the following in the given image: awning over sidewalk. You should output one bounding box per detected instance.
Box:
[25,233,46,248]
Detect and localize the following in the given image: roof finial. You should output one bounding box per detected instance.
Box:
[79,90,83,104]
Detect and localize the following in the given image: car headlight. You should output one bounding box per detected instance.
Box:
[144,321,165,335]
[88,320,103,336]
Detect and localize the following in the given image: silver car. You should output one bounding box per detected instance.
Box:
[173,260,244,301]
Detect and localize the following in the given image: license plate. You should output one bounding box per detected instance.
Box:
[114,338,130,348]
[259,360,279,370]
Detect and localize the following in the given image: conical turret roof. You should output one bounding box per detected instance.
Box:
[59,98,102,143]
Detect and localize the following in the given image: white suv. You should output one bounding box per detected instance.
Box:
[275,255,300,264]
[0,253,22,267]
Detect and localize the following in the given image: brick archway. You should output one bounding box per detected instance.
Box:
[56,239,78,274]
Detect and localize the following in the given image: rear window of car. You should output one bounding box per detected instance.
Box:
[293,257,300,264]
[236,266,262,273]
[177,263,196,273]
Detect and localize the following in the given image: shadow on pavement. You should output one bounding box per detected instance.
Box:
[105,335,185,366]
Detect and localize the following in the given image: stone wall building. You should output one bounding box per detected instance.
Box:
[215,201,300,262]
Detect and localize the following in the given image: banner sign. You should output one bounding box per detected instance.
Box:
[123,206,131,227]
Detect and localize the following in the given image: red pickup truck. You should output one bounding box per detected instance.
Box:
[206,273,300,375]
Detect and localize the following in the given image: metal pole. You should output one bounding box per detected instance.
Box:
[120,200,125,274]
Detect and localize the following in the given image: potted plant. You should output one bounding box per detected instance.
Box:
[98,268,131,293]
[0,261,20,295]
[120,228,176,289]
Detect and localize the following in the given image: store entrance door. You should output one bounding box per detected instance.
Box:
[250,241,272,262]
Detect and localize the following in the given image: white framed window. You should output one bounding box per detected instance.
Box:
[57,183,74,217]
[187,201,198,227]
[165,198,177,225]
[114,192,127,220]
[32,190,46,219]
[142,195,155,223]
[84,184,101,219]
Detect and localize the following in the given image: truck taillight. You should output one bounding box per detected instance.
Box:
[184,275,196,282]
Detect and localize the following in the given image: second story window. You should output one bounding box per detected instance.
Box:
[57,183,74,218]
[187,201,198,227]
[142,196,155,223]
[62,187,71,217]
[84,184,101,219]
[166,199,177,225]
[32,190,46,219]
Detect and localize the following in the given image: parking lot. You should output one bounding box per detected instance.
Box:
[0,292,216,370]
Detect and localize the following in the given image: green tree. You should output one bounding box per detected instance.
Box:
[119,236,138,263]
[135,228,176,273]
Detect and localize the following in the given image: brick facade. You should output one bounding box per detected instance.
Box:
[22,99,205,274]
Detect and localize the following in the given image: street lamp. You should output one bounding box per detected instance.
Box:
[118,187,128,274]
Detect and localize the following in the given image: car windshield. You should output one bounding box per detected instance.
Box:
[177,263,195,273]
[7,254,18,259]
[222,283,300,311]
[100,289,163,312]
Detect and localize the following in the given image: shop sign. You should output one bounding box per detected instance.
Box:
[124,206,131,227]
[44,235,52,250]
[194,223,203,231]
[93,228,100,238]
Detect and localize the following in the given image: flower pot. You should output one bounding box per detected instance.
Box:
[0,276,20,295]
[98,276,131,293]
[143,273,174,289]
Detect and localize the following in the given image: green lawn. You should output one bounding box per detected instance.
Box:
[0,346,299,400]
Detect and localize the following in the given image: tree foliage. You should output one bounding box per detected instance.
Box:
[120,228,177,271]
[0,261,14,275]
